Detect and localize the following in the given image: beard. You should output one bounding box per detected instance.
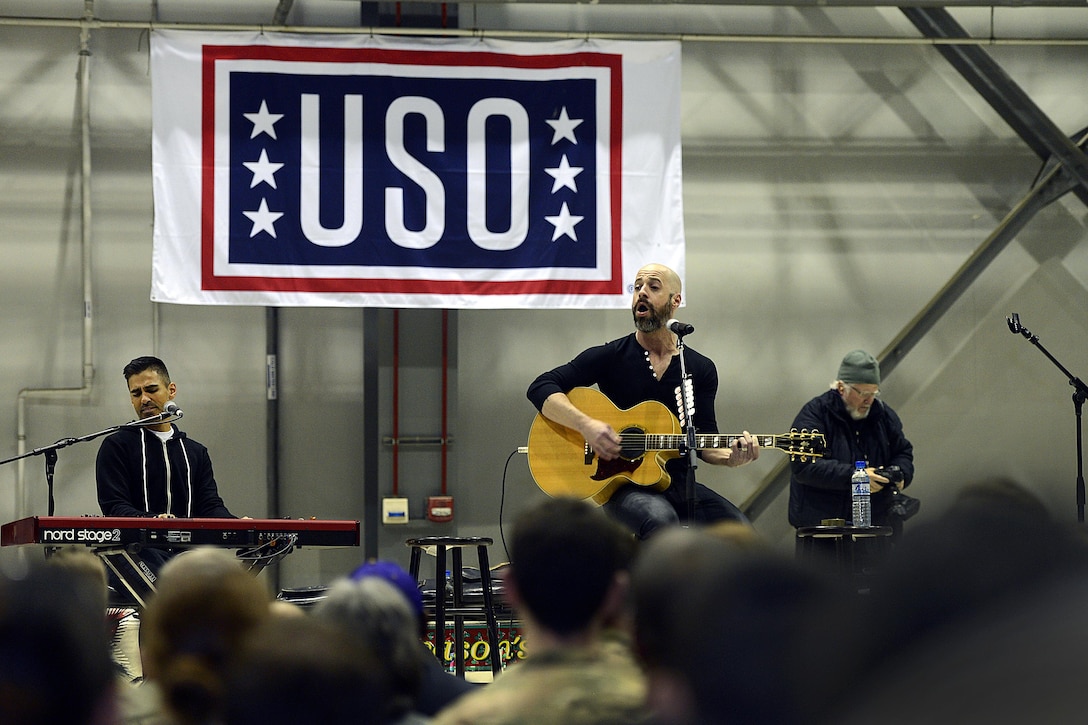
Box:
[846,404,871,421]
[633,301,673,333]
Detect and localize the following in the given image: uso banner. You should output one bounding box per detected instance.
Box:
[150,31,684,308]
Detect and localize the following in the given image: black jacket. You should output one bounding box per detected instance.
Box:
[788,389,914,527]
[96,425,234,518]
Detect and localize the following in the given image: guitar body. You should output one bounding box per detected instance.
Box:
[527,387,825,504]
[528,387,681,504]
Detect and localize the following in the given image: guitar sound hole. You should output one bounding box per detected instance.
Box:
[618,426,646,462]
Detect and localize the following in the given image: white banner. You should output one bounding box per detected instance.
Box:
[151,31,684,308]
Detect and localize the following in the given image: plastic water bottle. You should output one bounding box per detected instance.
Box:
[851,461,871,527]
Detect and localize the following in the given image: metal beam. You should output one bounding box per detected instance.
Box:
[743,152,1080,520]
[272,0,295,25]
[745,9,1088,522]
[902,6,1088,209]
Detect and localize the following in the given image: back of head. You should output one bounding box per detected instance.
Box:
[863,477,1088,662]
[224,616,391,725]
[348,559,426,633]
[141,548,271,725]
[508,497,636,636]
[682,550,846,724]
[314,576,424,719]
[633,530,847,725]
[0,565,116,725]
[631,527,738,670]
[45,546,109,612]
[831,478,1088,724]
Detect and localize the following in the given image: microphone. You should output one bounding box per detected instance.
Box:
[165,401,184,419]
[1006,313,1021,334]
[667,319,695,336]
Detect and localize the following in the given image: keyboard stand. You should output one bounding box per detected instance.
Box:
[96,545,158,608]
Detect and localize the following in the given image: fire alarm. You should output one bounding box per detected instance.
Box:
[426,495,454,523]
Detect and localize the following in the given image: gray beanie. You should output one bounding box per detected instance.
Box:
[838,349,880,385]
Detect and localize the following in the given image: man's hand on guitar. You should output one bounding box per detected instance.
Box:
[723,431,760,468]
[583,419,622,461]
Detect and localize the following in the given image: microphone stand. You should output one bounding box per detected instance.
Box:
[1006,313,1088,522]
[0,412,176,517]
[674,329,699,524]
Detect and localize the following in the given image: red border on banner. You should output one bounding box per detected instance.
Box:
[199,44,624,296]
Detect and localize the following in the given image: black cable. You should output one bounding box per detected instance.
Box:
[498,448,521,562]
[235,534,297,571]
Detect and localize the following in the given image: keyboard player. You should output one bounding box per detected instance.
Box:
[95,356,241,583]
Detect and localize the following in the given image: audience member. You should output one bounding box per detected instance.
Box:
[138,547,271,725]
[0,562,118,725]
[834,477,1088,724]
[631,526,851,725]
[44,546,149,689]
[345,560,475,717]
[314,574,431,724]
[433,497,648,725]
[223,615,391,725]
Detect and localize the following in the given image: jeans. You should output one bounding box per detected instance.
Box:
[604,482,749,540]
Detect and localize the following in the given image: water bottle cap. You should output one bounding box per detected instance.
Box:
[855,461,865,468]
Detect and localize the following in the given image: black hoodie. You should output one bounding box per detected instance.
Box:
[96,425,234,518]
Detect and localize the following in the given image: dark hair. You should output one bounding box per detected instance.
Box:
[508,497,635,636]
[141,550,271,725]
[224,617,391,725]
[123,356,171,383]
[0,566,115,725]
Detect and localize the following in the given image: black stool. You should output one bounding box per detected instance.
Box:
[795,525,893,593]
[406,536,503,678]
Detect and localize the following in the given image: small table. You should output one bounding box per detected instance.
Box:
[795,524,893,591]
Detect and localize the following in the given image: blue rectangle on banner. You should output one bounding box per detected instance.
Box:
[226,71,599,270]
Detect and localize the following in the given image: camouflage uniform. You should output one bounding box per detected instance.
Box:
[431,639,649,725]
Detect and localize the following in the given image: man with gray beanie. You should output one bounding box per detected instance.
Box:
[788,349,914,533]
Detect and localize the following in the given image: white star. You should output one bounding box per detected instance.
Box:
[545,154,584,193]
[546,107,583,145]
[244,100,283,140]
[544,202,584,242]
[243,149,285,189]
[243,198,284,238]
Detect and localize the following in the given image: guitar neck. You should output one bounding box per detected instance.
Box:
[642,433,776,451]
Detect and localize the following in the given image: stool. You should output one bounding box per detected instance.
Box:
[406,536,503,678]
[795,525,893,593]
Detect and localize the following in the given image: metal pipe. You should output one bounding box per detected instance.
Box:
[15,1,98,517]
[265,307,280,593]
[1,13,1088,46]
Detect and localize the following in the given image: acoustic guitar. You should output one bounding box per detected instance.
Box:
[527,387,825,503]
